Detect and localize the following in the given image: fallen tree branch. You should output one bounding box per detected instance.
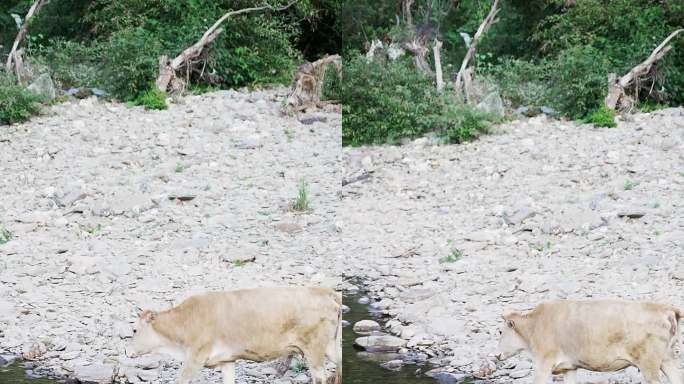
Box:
[433,38,444,92]
[156,0,298,92]
[605,28,684,110]
[454,0,499,97]
[286,54,341,113]
[5,0,49,81]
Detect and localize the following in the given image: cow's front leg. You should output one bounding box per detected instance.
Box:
[563,369,577,384]
[177,353,205,384]
[221,362,236,384]
[662,358,683,384]
[532,359,553,384]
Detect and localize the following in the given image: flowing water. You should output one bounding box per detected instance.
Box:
[0,361,60,384]
[342,294,441,384]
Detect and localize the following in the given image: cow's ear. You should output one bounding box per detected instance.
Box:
[506,319,515,329]
[140,310,156,323]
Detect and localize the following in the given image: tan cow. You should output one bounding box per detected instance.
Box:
[496,299,682,384]
[126,287,342,384]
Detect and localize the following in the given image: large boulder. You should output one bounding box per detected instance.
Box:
[476,91,505,119]
[26,73,56,101]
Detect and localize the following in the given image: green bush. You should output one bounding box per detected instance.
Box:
[0,74,44,125]
[341,54,491,146]
[98,28,166,100]
[30,39,100,89]
[439,102,490,143]
[135,87,167,110]
[341,56,440,145]
[584,106,617,128]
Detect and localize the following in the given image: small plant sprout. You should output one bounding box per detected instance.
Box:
[292,359,308,374]
[440,247,463,263]
[529,241,552,252]
[175,163,189,173]
[623,179,638,190]
[87,223,102,234]
[0,227,12,245]
[284,127,294,142]
[291,180,311,212]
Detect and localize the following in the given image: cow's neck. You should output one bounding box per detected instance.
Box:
[152,308,190,346]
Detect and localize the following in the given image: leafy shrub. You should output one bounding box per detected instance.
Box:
[98,27,165,100]
[0,74,43,125]
[342,56,440,145]
[342,54,491,146]
[30,39,100,89]
[135,87,167,110]
[321,63,342,101]
[439,102,490,143]
[584,106,616,128]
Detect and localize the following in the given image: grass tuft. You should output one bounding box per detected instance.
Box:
[291,180,311,212]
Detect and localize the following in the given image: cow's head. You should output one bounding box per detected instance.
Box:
[496,310,528,360]
[125,310,166,358]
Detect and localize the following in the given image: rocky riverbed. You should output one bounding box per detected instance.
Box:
[0,87,344,383]
[341,109,684,383]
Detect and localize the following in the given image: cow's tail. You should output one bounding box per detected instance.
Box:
[667,306,682,349]
[333,291,342,384]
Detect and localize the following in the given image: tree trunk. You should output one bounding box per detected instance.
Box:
[286,54,342,113]
[156,1,297,92]
[433,39,444,92]
[605,28,683,110]
[402,0,414,26]
[454,0,499,97]
[404,39,433,74]
[5,0,49,81]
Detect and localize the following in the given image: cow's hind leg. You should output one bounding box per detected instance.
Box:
[303,350,326,384]
[661,358,682,384]
[564,369,577,384]
[637,361,664,384]
[220,362,236,384]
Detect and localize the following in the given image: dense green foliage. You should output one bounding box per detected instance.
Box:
[585,106,617,128]
[1,0,341,102]
[135,87,168,110]
[0,74,43,124]
[342,0,684,144]
[341,56,491,146]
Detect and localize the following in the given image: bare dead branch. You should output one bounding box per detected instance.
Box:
[605,28,684,110]
[433,39,444,92]
[5,0,49,80]
[156,1,298,92]
[454,0,499,97]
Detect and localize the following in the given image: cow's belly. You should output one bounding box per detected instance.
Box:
[575,358,632,372]
[552,353,632,374]
[205,344,239,368]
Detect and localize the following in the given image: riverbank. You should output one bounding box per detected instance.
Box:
[340,108,684,382]
[0,87,343,383]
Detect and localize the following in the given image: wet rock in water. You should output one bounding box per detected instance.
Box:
[354,335,406,352]
[357,297,370,305]
[352,319,381,334]
[380,359,404,371]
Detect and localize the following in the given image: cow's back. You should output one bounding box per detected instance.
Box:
[530,300,677,370]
